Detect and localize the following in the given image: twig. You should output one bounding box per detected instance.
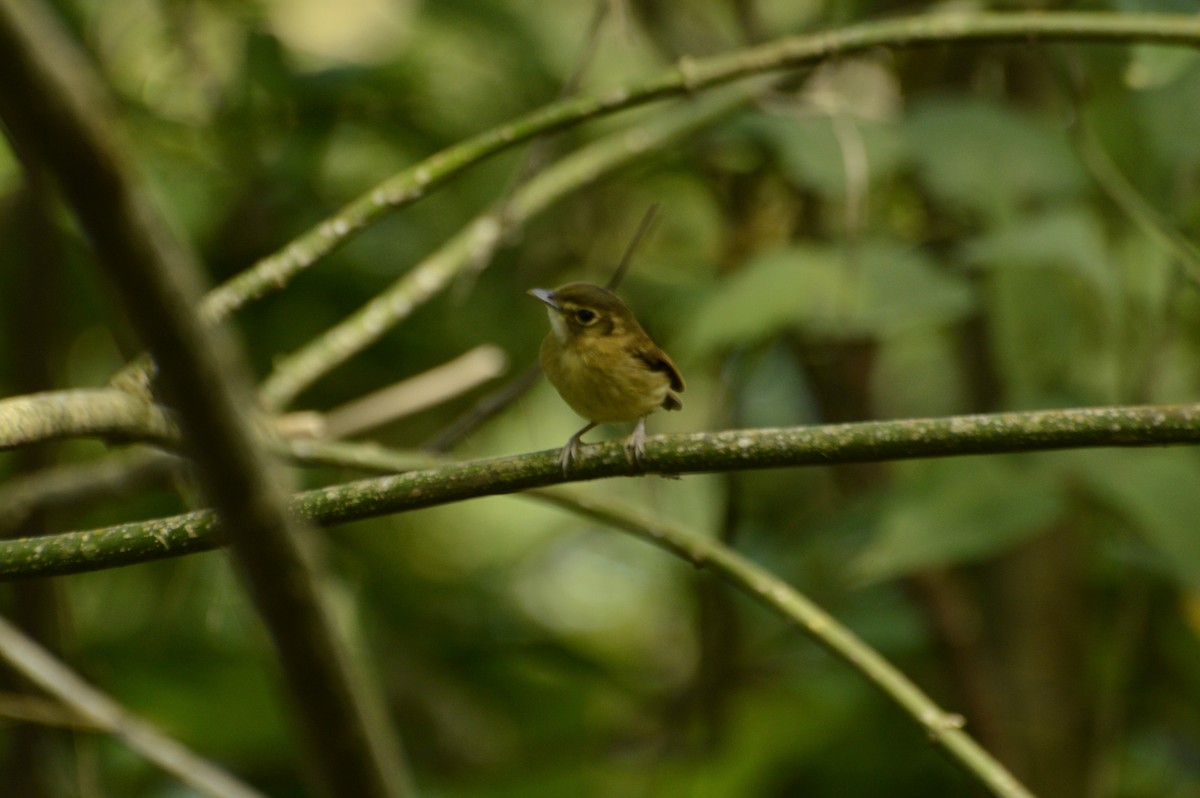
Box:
[321,345,509,439]
[606,202,662,290]
[0,614,266,798]
[422,364,543,452]
[0,448,179,535]
[1072,103,1200,286]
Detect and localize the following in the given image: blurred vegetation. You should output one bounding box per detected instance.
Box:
[2,0,1200,796]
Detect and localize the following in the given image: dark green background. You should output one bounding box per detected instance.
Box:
[2,1,1199,796]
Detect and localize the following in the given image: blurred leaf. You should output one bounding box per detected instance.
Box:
[803,57,903,123]
[963,206,1116,300]
[871,328,967,419]
[1134,55,1200,171]
[683,239,974,355]
[974,209,1126,406]
[855,457,1065,581]
[907,98,1087,222]
[264,0,412,66]
[742,114,908,198]
[1124,44,1200,90]
[1077,449,1200,588]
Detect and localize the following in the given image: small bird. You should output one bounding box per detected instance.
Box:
[529,282,684,472]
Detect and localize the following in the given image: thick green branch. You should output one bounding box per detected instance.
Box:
[200,11,1200,323]
[3,403,1198,580]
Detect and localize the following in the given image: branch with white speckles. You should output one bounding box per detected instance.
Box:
[3,402,1199,580]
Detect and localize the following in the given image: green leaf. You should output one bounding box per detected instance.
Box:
[744,114,908,197]
[907,98,1086,221]
[855,457,1065,581]
[1125,43,1200,90]
[683,240,974,355]
[1076,449,1200,588]
[963,206,1116,300]
[970,207,1124,406]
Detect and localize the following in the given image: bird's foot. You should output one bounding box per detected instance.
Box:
[624,417,680,478]
[557,422,596,475]
[624,417,648,468]
[557,437,581,474]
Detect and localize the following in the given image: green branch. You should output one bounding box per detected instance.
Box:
[200,11,1200,324]
[531,491,1033,798]
[3,403,1199,580]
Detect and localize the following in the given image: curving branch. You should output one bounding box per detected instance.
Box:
[198,11,1200,325]
[530,491,1033,798]
[0,3,414,796]
[2,403,1199,580]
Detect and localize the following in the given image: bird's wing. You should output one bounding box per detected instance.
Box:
[633,343,685,394]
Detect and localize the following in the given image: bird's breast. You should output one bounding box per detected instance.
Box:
[540,333,672,423]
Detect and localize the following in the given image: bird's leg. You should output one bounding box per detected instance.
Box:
[559,421,597,473]
[624,416,648,467]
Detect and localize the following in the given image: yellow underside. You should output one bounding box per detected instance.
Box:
[540,333,674,423]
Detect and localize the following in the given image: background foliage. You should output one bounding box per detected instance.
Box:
[2,1,1200,796]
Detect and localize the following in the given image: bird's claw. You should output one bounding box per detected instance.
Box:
[557,441,578,474]
[625,417,648,468]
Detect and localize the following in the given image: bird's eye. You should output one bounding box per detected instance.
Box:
[575,309,596,324]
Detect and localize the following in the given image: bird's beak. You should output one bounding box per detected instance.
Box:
[527,288,560,310]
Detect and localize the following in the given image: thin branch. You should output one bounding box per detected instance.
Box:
[4,402,1200,580]
[0,691,99,729]
[606,202,662,291]
[0,614,266,798]
[529,491,1034,798]
[321,345,509,439]
[257,83,761,409]
[1072,106,1200,287]
[0,448,179,535]
[0,3,414,796]
[422,363,543,452]
[492,0,610,210]
[192,11,1200,324]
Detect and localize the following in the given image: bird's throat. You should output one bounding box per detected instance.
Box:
[547,309,569,344]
